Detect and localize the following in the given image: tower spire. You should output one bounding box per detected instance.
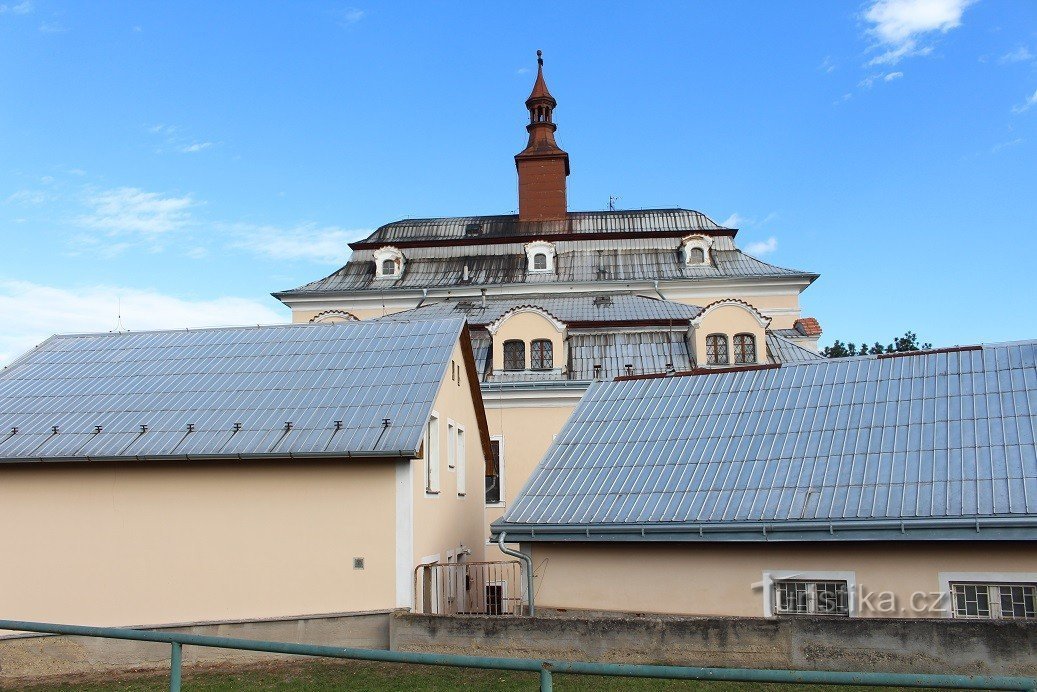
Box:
[515,50,569,221]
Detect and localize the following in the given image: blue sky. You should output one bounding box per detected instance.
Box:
[1,0,1035,364]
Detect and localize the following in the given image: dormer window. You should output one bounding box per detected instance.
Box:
[373,246,404,279]
[706,334,729,365]
[525,240,556,274]
[733,333,757,364]
[681,234,712,266]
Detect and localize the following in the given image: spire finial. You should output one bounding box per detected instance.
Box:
[537,49,543,67]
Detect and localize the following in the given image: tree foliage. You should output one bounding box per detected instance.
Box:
[822,331,933,359]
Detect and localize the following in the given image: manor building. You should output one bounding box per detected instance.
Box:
[274,54,823,557]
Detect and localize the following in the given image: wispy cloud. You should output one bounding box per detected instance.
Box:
[1012,89,1037,114]
[0,280,284,367]
[228,223,367,264]
[77,187,195,237]
[5,189,50,206]
[0,1,33,14]
[991,138,1025,153]
[859,70,906,88]
[744,237,778,256]
[884,71,904,82]
[180,141,214,153]
[819,56,837,74]
[335,7,365,27]
[38,21,67,33]
[999,46,1034,64]
[516,67,531,75]
[863,0,973,66]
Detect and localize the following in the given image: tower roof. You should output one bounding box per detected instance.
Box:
[525,50,556,106]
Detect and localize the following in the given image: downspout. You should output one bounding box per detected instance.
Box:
[415,288,429,310]
[497,532,534,616]
[654,280,676,373]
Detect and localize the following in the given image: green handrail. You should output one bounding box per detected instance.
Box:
[2,618,1034,692]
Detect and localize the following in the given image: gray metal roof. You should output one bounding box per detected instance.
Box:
[353,208,731,246]
[766,332,825,364]
[495,341,1037,542]
[278,247,813,296]
[375,294,702,326]
[568,331,692,381]
[0,319,466,463]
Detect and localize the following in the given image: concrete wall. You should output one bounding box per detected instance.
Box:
[0,461,397,628]
[390,611,1037,676]
[526,541,1037,618]
[0,612,390,685]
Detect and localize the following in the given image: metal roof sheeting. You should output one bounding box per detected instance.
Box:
[0,319,466,462]
[766,333,825,364]
[568,331,692,381]
[496,341,1037,540]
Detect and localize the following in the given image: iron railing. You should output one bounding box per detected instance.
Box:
[1,619,1035,692]
[414,560,524,615]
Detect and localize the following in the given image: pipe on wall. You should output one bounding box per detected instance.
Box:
[497,531,535,616]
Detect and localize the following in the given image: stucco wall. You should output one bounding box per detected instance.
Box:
[0,461,396,628]
[692,302,768,367]
[526,541,1037,618]
[489,310,566,374]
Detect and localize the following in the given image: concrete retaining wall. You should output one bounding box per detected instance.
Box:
[0,611,390,684]
[389,610,1037,676]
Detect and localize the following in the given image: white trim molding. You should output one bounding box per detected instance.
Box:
[680,234,713,266]
[524,240,556,274]
[309,309,359,323]
[760,570,858,617]
[373,246,405,279]
[394,459,414,609]
[691,298,773,329]
[485,305,567,336]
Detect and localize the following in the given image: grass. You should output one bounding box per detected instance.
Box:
[13,659,961,691]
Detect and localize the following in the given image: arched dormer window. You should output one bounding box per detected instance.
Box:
[525,240,556,274]
[503,340,525,371]
[309,310,359,324]
[531,339,553,370]
[733,333,757,364]
[681,235,712,267]
[373,246,404,279]
[706,334,729,365]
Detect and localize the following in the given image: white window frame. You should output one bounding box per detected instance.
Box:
[524,240,556,274]
[456,423,466,497]
[938,572,1037,619]
[681,234,713,266]
[486,435,505,507]
[761,570,857,617]
[446,419,456,470]
[373,246,404,279]
[425,411,440,495]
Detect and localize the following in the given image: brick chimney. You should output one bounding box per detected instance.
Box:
[515,50,569,221]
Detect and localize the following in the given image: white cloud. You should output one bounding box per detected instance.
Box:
[863,0,973,66]
[4,189,49,205]
[228,223,368,264]
[721,213,746,228]
[0,1,33,14]
[1012,88,1037,114]
[516,67,531,75]
[0,280,285,367]
[38,21,67,33]
[77,187,194,236]
[744,237,778,256]
[336,7,365,26]
[180,141,214,153]
[884,71,904,81]
[999,46,1034,64]
[819,56,837,74]
[991,138,1024,153]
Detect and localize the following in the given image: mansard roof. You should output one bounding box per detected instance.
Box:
[494,340,1037,542]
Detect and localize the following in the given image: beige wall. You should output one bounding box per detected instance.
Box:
[294,307,409,323]
[692,302,768,367]
[0,461,396,628]
[489,311,566,374]
[412,341,491,568]
[527,541,1037,618]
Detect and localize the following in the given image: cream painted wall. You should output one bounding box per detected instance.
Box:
[412,341,490,569]
[0,461,396,627]
[489,311,566,374]
[692,303,768,367]
[294,307,406,323]
[483,404,575,562]
[527,541,1037,618]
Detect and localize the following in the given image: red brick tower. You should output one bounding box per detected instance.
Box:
[515,50,570,221]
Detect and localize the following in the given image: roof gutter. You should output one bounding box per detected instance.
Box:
[491,516,1037,543]
[0,449,417,465]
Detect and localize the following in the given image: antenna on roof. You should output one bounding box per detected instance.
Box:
[114,296,126,333]
[608,195,620,212]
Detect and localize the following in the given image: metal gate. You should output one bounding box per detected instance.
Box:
[415,560,525,615]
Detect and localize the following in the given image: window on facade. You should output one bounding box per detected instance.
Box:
[486,438,503,505]
[533,253,548,270]
[447,421,456,469]
[687,247,705,264]
[774,580,849,616]
[733,333,757,364]
[425,414,440,494]
[503,340,525,371]
[381,258,396,276]
[455,426,466,496]
[705,334,729,365]
[952,583,1037,620]
[531,339,553,370]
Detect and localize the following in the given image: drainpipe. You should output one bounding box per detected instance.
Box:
[497,532,534,616]
[415,288,428,310]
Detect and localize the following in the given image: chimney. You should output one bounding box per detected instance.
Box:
[515,50,569,221]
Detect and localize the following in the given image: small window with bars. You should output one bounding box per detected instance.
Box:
[705,334,729,365]
[733,333,757,364]
[951,583,1037,620]
[530,339,553,370]
[773,580,849,616]
[503,340,525,371]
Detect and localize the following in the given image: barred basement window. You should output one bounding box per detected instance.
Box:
[531,339,553,370]
[774,580,849,616]
[952,583,1037,619]
[503,340,525,371]
[733,333,757,364]
[706,334,729,365]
